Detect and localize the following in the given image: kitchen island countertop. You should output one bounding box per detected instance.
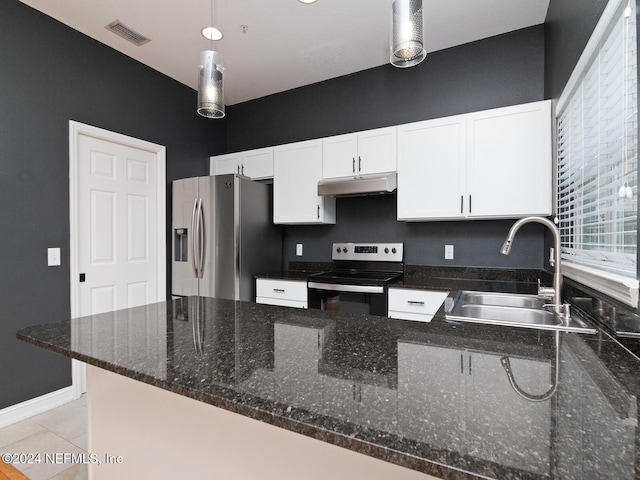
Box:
[17,295,640,479]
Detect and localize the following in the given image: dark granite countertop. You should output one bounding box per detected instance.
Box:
[257,265,552,295]
[17,294,640,479]
[255,271,311,281]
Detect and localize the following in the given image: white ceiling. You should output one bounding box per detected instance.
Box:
[19,0,550,106]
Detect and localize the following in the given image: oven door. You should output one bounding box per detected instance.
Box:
[307,282,388,317]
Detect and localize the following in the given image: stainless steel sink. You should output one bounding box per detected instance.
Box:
[458,304,559,325]
[445,291,596,334]
[458,291,546,309]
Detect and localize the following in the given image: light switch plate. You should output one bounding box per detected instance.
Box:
[296,243,303,256]
[48,247,61,266]
[444,244,454,260]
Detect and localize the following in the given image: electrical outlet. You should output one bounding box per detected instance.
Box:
[48,247,61,266]
[445,244,454,260]
[296,243,303,256]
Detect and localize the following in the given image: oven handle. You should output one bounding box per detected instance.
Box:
[307,282,384,294]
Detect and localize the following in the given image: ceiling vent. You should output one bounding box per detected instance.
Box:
[105,20,151,46]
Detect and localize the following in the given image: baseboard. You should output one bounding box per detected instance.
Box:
[0,387,76,429]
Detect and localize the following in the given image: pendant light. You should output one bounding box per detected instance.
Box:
[390,0,426,68]
[197,0,225,118]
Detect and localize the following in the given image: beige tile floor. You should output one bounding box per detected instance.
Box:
[0,396,87,480]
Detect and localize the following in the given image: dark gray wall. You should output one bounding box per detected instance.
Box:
[0,1,225,408]
[227,26,547,267]
[544,0,609,99]
[227,26,544,151]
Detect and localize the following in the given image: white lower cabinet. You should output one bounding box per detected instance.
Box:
[388,288,448,323]
[256,278,307,308]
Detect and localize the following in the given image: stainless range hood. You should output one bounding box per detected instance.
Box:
[317,172,397,197]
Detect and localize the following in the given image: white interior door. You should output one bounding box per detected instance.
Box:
[70,121,166,395]
[77,134,158,314]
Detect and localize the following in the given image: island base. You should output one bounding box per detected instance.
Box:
[86,366,438,480]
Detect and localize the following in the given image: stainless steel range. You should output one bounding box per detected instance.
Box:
[307,243,404,316]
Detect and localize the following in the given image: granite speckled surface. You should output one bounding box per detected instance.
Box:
[17,293,640,479]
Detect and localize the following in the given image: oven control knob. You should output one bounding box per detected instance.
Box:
[343,247,348,253]
[384,248,389,254]
[336,247,341,253]
[392,248,397,254]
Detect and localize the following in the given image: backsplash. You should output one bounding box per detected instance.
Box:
[282,194,546,270]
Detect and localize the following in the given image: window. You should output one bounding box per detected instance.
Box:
[556,0,638,306]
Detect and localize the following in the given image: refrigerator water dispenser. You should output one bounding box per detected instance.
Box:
[174,228,188,262]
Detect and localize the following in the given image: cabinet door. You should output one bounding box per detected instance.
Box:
[322,133,358,179]
[467,100,552,218]
[242,147,274,180]
[273,140,336,224]
[357,127,397,175]
[397,116,467,220]
[211,152,242,176]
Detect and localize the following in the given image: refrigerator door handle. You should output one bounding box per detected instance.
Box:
[191,199,200,279]
[197,198,205,278]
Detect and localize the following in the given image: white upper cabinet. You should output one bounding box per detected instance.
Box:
[211,147,274,180]
[322,127,397,179]
[273,140,336,224]
[466,101,552,218]
[397,100,552,221]
[397,115,467,220]
[211,152,242,176]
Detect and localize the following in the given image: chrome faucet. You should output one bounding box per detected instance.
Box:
[500,216,563,310]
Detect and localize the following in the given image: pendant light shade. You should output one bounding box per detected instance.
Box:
[197,50,225,118]
[391,0,426,68]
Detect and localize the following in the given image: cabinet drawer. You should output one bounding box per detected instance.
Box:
[256,279,308,302]
[388,288,448,322]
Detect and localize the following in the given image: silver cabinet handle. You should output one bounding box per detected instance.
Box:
[460,195,464,214]
[317,204,320,219]
[358,156,362,173]
[273,288,285,293]
[407,300,425,305]
[352,157,356,174]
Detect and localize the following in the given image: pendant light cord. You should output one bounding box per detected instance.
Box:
[210,0,214,51]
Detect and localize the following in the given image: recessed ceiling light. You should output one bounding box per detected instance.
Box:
[298,0,317,4]
[202,26,223,41]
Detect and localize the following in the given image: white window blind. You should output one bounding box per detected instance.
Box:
[557,0,638,290]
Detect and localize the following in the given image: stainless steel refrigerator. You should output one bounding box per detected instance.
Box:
[171,174,282,301]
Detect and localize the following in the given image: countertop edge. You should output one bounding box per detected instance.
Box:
[16,327,486,480]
